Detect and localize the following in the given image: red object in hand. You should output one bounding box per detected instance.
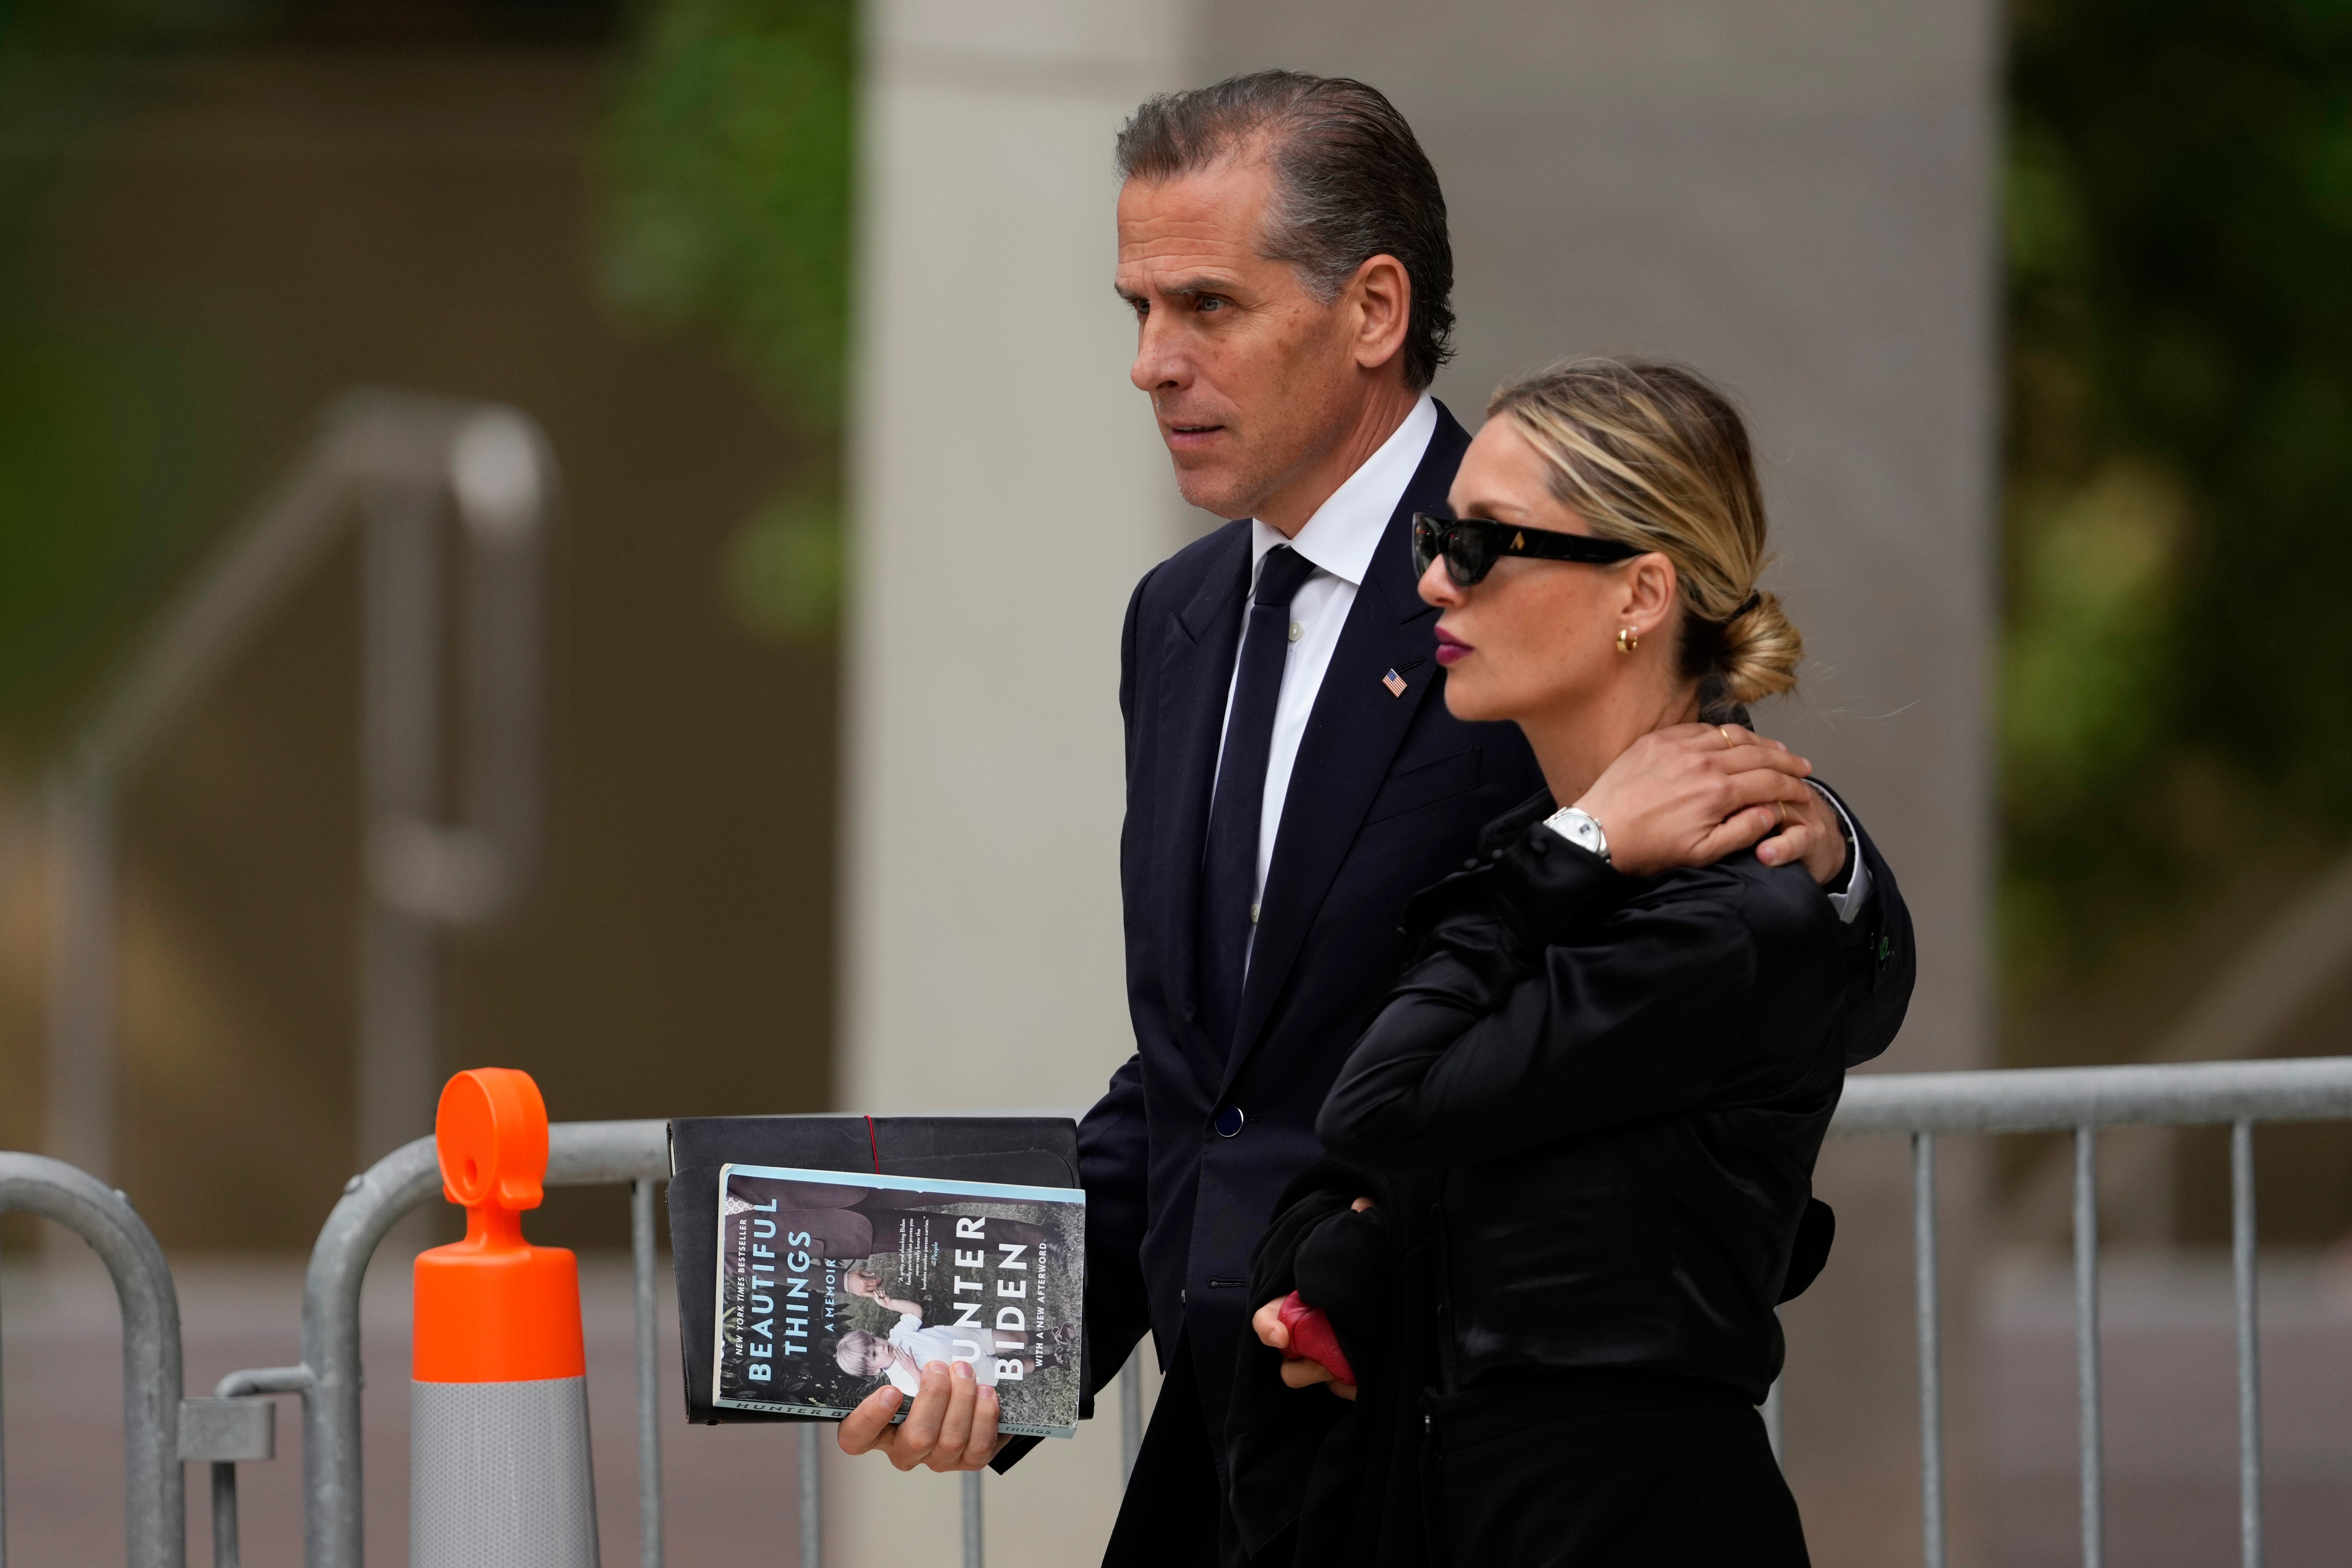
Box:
[1276,1291,1356,1387]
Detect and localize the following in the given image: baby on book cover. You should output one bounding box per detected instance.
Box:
[712,1163,1086,1438]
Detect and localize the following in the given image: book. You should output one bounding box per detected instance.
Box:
[707,1161,1087,1439]
[665,1114,1087,1429]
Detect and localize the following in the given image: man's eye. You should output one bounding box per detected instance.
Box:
[1196,296,1224,313]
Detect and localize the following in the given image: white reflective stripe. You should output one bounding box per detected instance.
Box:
[410,1376,598,1568]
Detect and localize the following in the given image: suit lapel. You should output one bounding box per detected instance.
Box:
[1220,408,1471,1091]
[1151,525,1251,1085]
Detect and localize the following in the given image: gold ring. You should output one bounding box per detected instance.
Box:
[1718,725,1736,750]
[1776,800,1787,827]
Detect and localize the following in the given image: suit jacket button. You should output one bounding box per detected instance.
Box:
[1213,1106,1245,1137]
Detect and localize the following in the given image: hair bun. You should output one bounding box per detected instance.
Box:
[1718,588,1801,706]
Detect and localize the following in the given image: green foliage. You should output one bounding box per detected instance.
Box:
[598,0,853,429]
[2003,460,2186,835]
[2003,0,2352,984]
[596,0,853,640]
[723,478,841,640]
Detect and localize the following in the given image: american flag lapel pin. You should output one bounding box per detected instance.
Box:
[1382,668,1408,698]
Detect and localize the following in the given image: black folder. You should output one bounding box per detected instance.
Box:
[666,1114,1087,1427]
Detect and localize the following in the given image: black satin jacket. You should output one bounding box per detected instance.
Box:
[1316,789,1904,1402]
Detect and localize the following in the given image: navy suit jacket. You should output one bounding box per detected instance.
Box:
[1045,402,1913,1469]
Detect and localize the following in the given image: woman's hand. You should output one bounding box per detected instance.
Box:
[1574,723,1840,880]
[1252,1288,1362,1401]
[1252,1295,1292,1353]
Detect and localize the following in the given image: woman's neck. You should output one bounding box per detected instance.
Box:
[1520,679,1703,808]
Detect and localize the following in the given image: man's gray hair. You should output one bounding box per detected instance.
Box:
[1115,70,1456,390]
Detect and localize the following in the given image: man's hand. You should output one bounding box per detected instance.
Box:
[1771,780,1850,886]
[836,1360,1009,1472]
[1574,723,1844,883]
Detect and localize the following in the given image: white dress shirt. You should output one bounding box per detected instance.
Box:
[1212,396,1439,940]
[1211,391,1866,956]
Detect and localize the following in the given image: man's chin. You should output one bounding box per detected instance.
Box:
[1168,460,1259,522]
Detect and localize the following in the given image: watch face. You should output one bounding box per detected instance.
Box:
[1543,808,1605,859]
[1543,818,1599,851]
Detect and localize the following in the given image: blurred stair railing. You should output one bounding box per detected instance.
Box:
[45,390,552,1181]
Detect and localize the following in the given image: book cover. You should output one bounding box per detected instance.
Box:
[664,1115,1086,1430]
[711,1162,1086,1439]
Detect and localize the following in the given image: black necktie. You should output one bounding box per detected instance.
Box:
[1198,544,1317,1052]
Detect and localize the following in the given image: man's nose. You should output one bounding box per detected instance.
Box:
[1130,312,1190,394]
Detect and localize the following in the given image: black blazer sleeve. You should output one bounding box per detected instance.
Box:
[994,572,1161,1477]
[1078,568,1157,1371]
[1076,1054,1153,1375]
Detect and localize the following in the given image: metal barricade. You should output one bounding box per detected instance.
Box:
[1825,1053,2352,1568]
[14,1057,2342,1568]
[0,1154,187,1568]
[256,1118,1132,1568]
[197,1120,699,1568]
[1,1118,1149,1568]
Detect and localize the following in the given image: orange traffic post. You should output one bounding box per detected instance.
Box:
[410,1068,600,1568]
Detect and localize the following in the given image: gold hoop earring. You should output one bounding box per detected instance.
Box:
[1616,628,1639,654]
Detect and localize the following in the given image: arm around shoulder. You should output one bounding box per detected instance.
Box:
[1805,779,1914,1066]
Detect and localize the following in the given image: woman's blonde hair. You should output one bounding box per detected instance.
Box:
[1487,358,1801,714]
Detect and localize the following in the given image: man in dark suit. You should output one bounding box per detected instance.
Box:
[837,71,1914,1560]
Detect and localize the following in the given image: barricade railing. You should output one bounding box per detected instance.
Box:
[10,1057,2348,1568]
[232,1120,680,1568]
[1825,1053,2352,1568]
[0,1153,188,1568]
[1,1115,1144,1568]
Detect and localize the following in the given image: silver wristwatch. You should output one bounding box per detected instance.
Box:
[1542,806,1611,864]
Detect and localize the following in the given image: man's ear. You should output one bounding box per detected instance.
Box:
[1349,253,1413,373]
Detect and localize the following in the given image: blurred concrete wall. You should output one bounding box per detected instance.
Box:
[841,0,1996,1562]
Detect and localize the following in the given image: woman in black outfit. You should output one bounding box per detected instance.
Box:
[1228,359,1910,1568]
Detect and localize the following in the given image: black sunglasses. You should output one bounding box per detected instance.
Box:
[1411,513,1645,587]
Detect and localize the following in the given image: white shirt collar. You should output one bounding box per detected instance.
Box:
[1249,394,1438,590]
